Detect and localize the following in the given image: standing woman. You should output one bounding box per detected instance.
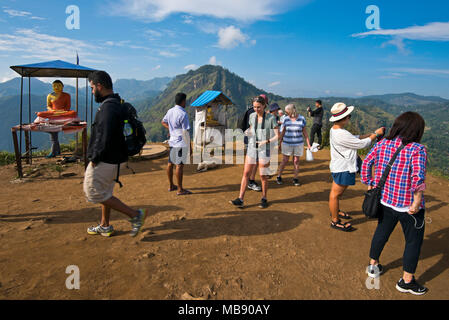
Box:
[277,104,311,186]
[362,112,428,295]
[230,96,279,209]
[328,103,385,231]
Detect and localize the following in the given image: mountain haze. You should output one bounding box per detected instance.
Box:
[0,66,447,177]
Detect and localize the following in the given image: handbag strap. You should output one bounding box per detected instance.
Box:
[254,112,266,143]
[377,144,405,190]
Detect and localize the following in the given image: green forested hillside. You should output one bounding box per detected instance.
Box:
[139,65,283,141]
[136,65,447,177]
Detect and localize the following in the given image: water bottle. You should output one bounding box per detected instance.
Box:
[123,120,133,137]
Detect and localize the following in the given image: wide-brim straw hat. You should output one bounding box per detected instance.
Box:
[329,102,355,122]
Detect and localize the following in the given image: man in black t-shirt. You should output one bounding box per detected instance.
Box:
[84,70,147,238]
[307,100,324,149]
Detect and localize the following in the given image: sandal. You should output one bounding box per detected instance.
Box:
[338,211,352,220]
[177,189,192,196]
[168,185,178,192]
[331,219,353,232]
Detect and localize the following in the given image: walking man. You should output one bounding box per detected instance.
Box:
[162,92,192,195]
[84,70,147,237]
[307,100,324,149]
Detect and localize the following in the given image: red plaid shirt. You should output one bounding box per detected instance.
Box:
[361,137,427,209]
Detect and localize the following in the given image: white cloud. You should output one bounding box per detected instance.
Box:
[4,9,31,17]
[268,81,280,87]
[159,50,177,57]
[0,29,96,61]
[184,64,198,71]
[153,65,161,70]
[4,9,45,20]
[352,21,449,41]
[379,72,403,79]
[381,37,411,55]
[182,15,193,24]
[217,26,251,49]
[111,0,295,22]
[1,71,16,83]
[389,68,449,76]
[145,29,163,40]
[208,56,221,65]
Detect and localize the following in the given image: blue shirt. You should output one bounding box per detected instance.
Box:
[162,105,190,148]
[282,115,306,146]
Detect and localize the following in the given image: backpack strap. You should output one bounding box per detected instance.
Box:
[377,144,405,190]
[115,164,123,188]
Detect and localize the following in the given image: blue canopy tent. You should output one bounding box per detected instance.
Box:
[191,91,233,167]
[9,59,96,177]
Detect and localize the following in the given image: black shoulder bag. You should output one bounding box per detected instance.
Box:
[362,144,405,218]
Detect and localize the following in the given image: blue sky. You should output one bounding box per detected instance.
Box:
[1,0,449,98]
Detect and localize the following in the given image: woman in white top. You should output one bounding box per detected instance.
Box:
[328,103,385,232]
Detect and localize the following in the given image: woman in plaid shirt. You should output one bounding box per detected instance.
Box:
[361,112,428,295]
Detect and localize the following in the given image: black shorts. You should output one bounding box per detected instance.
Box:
[168,147,188,165]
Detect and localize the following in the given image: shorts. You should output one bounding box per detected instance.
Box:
[246,144,271,165]
[168,147,189,165]
[281,143,304,157]
[332,171,356,186]
[83,162,124,203]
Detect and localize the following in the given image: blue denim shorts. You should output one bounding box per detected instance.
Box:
[332,171,356,186]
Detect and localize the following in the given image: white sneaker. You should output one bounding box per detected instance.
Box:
[87,224,114,237]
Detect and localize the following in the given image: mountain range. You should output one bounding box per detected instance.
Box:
[0,65,447,176]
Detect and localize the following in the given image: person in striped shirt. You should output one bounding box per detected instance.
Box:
[361,112,429,295]
[277,104,311,186]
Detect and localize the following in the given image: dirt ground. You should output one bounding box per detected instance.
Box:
[0,146,448,300]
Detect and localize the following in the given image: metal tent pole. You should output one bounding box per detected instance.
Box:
[28,77,32,164]
[75,77,79,152]
[85,78,88,122]
[19,76,23,158]
[90,92,93,129]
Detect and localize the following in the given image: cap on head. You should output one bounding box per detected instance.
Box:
[269,103,280,112]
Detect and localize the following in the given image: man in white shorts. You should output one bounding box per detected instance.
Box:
[83,70,147,237]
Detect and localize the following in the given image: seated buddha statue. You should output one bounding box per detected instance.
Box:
[45,80,71,158]
[206,105,220,126]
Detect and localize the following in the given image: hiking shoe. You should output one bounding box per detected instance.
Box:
[366,264,384,278]
[276,176,283,185]
[259,198,268,209]
[396,277,428,295]
[293,178,301,186]
[87,225,114,237]
[129,209,147,237]
[229,198,244,208]
[248,181,262,192]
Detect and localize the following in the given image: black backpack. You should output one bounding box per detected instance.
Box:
[121,99,147,157]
